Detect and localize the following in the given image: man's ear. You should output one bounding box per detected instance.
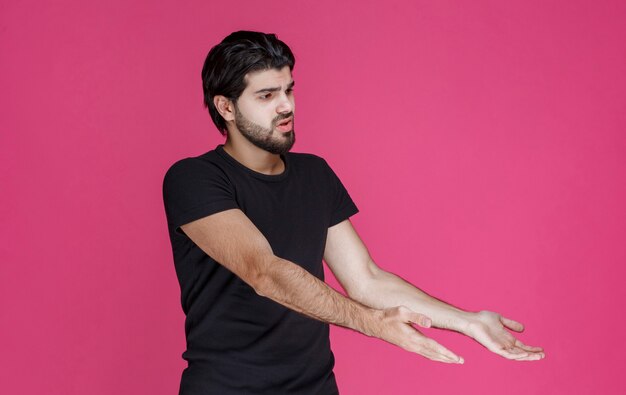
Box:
[214,95,235,122]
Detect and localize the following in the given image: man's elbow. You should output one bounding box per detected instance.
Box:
[245,254,280,298]
[345,262,382,302]
[346,282,374,304]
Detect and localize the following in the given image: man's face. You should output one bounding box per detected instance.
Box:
[232,66,295,155]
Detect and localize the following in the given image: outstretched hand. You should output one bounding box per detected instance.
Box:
[375,306,465,364]
[465,310,545,361]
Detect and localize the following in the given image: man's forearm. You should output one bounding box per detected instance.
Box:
[352,266,474,334]
[254,255,382,337]
[251,255,467,363]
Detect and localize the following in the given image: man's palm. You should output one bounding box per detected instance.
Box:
[468,310,545,361]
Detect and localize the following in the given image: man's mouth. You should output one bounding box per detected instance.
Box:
[276,118,293,132]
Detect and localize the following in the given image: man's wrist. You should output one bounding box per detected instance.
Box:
[361,307,384,338]
[434,309,475,334]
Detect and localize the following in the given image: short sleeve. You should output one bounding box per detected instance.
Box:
[162,158,239,235]
[321,158,359,227]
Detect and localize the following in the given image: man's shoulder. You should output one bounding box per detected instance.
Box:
[163,148,224,183]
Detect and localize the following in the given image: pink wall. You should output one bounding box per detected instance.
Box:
[2,1,625,394]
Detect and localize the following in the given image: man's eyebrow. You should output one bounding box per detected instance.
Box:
[253,80,295,94]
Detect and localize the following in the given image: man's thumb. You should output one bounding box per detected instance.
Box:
[411,312,432,328]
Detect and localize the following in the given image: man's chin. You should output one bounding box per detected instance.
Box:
[277,134,295,154]
[280,130,294,138]
[276,129,294,141]
[259,130,294,155]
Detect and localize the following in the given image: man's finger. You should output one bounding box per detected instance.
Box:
[499,349,529,360]
[421,349,464,364]
[500,316,524,332]
[406,310,432,328]
[515,339,543,352]
[499,345,544,361]
[486,343,531,360]
[421,339,464,364]
[509,351,545,361]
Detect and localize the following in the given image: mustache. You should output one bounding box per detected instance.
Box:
[274,112,294,124]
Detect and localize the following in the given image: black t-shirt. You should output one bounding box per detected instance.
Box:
[162,144,359,394]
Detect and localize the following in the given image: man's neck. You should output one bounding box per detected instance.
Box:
[222,137,285,176]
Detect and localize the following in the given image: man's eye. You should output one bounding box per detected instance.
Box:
[286,89,294,94]
[260,94,271,100]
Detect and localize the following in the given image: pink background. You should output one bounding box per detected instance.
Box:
[2,1,625,394]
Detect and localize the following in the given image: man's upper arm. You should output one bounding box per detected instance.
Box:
[323,219,380,299]
[180,209,274,290]
[163,158,240,236]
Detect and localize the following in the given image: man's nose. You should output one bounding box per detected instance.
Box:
[276,93,293,114]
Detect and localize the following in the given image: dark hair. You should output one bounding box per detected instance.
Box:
[201,31,296,135]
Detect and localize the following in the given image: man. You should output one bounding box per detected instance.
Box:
[162,30,544,395]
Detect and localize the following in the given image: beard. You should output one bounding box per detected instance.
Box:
[233,104,295,155]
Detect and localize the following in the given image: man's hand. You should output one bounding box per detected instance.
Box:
[465,310,545,361]
[180,210,461,362]
[372,306,464,364]
[323,219,546,363]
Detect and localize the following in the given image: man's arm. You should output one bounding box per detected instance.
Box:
[180,208,464,364]
[323,219,545,361]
